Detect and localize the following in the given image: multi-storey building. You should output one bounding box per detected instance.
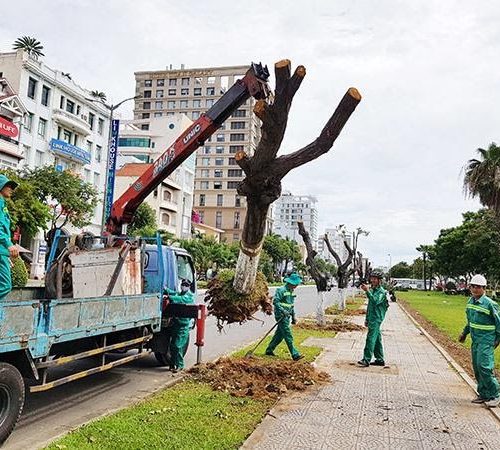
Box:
[133,64,267,243]
[319,227,352,264]
[115,115,195,238]
[273,191,319,249]
[0,50,110,277]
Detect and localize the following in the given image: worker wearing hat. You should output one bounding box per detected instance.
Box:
[459,274,500,407]
[358,271,389,367]
[265,272,304,361]
[164,279,195,372]
[0,175,19,300]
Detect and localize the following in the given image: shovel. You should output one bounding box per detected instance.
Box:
[244,315,287,358]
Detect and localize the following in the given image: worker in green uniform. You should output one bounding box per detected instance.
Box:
[459,274,500,407]
[0,175,19,300]
[164,279,195,372]
[265,273,304,361]
[358,271,389,367]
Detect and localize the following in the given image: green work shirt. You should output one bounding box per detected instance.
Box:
[365,285,388,324]
[164,288,195,327]
[0,197,12,257]
[273,285,297,320]
[462,295,500,345]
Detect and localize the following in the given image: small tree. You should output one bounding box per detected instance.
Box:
[128,203,157,236]
[13,36,45,59]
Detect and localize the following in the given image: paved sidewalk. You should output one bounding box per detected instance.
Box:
[243,303,500,449]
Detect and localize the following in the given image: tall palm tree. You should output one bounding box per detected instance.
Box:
[90,90,107,102]
[12,36,45,59]
[463,142,500,214]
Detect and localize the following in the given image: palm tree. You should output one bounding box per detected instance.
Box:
[90,90,107,102]
[12,36,45,59]
[463,142,500,214]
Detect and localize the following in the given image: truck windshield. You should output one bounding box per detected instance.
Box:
[176,254,195,289]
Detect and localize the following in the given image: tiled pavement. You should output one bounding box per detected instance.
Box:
[242,303,500,449]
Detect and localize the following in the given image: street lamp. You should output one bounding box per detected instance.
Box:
[86,94,141,231]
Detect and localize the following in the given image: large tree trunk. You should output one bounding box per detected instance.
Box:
[232,60,361,294]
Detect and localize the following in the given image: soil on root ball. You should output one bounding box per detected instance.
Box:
[296,318,364,332]
[188,357,330,399]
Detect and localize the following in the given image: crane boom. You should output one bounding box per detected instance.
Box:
[106,63,270,235]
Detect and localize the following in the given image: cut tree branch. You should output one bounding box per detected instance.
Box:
[298,221,327,292]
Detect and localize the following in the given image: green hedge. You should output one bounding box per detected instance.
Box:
[12,257,28,287]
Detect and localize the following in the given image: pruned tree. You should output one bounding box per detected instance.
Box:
[323,233,355,289]
[298,221,328,325]
[205,59,361,328]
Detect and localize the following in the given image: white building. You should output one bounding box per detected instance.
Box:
[115,115,195,238]
[273,191,318,248]
[319,227,352,264]
[0,50,110,277]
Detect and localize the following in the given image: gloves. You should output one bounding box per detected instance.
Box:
[458,333,466,343]
[291,317,297,325]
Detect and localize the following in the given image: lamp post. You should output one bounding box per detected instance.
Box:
[388,253,392,279]
[86,94,141,232]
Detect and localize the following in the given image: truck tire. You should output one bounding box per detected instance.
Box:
[0,363,25,444]
[154,335,190,366]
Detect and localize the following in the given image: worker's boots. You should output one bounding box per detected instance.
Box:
[471,396,486,404]
[371,360,385,366]
[357,359,369,367]
[485,397,500,407]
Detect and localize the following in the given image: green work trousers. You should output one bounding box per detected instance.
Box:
[472,341,499,400]
[0,255,12,300]
[266,316,300,359]
[169,320,190,369]
[363,322,384,363]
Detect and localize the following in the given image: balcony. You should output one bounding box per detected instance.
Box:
[53,108,91,136]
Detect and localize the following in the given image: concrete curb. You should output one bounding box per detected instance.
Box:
[397,301,500,423]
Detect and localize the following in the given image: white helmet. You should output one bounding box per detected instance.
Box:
[470,274,487,286]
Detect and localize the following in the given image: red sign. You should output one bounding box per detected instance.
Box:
[0,117,19,138]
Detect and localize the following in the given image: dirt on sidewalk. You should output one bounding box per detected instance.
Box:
[296,317,365,332]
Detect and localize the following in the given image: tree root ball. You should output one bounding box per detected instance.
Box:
[204,269,272,330]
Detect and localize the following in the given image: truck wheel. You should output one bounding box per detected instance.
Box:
[0,363,25,444]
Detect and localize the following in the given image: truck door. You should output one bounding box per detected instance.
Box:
[175,252,196,294]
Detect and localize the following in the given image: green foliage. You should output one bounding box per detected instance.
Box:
[24,166,98,232]
[128,203,158,236]
[313,256,337,277]
[0,170,50,238]
[390,261,412,278]
[12,258,28,287]
[13,36,44,58]
[263,234,302,279]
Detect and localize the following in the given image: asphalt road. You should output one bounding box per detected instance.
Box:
[4,285,344,450]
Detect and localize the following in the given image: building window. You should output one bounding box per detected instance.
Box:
[227,181,239,189]
[98,118,105,134]
[215,211,222,229]
[154,112,162,117]
[168,79,176,86]
[27,77,37,99]
[86,140,93,159]
[163,190,172,202]
[37,118,47,138]
[206,87,215,96]
[214,169,223,178]
[233,233,240,241]
[35,150,44,166]
[95,145,102,162]
[181,77,190,86]
[59,95,65,109]
[234,211,240,229]
[141,124,150,130]
[228,169,242,177]
[142,113,150,119]
[231,121,246,130]
[143,101,151,110]
[235,195,241,207]
[180,100,188,108]
[216,133,224,142]
[181,88,189,96]
[156,90,164,98]
[157,79,165,86]
[166,111,175,116]
[217,194,223,206]
[201,157,210,166]
[168,89,176,96]
[200,169,209,177]
[167,100,176,109]
[200,181,209,189]
[94,172,101,187]
[230,133,245,141]
[203,146,211,154]
[207,76,216,84]
[118,137,151,147]
[214,182,222,189]
[199,194,205,206]
[41,85,50,106]
[162,213,170,225]
[155,101,163,109]
[66,99,75,114]
[228,157,237,166]
[88,112,95,130]
[143,90,152,98]
[144,80,152,87]
[232,109,247,117]
[23,113,33,132]
[215,158,224,166]
[229,145,243,154]
[193,87,201,96]
[190,111,199,120]
[193,99,201,108]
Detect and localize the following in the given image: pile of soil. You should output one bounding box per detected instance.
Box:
[296,318,364,332]
[188,357,330,399]
[204,269,273,331]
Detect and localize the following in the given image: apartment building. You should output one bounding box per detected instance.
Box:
[115,115,195,238]
[0,50,110,277]
[318,227,353,264]
[133,64,266,243]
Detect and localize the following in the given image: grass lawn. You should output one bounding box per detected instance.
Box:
[46,326,332,449]
[324,296,365,315]
[398,290,500,369]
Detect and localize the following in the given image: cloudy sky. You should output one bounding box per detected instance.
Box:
[1,0,497,267]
